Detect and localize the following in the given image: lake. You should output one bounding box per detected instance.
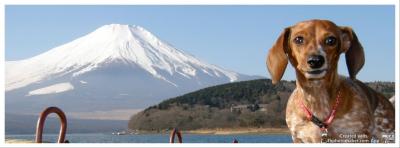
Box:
[6,133,292,143]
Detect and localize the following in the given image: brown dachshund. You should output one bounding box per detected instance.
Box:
[266,19,395,143]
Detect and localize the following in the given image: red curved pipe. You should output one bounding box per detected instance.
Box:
[35,107,67,143]
[169,128,183,143]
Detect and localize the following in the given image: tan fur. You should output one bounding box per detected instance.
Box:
[267,20,395,143]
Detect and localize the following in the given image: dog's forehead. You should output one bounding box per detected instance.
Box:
[291,20,339,34]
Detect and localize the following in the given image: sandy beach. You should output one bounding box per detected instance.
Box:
[185,128,290,135]
[5,138,34,144]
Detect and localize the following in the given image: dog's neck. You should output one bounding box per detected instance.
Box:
[295,70,341,119]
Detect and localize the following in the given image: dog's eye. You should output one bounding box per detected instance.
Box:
[294,36,304,45]
[325,36,337,46]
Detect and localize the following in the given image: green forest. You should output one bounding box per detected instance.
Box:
[128,79,395,131]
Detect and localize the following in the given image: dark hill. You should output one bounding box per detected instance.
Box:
[128,79,394,131]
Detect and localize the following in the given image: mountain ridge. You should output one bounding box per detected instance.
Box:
[6,24,260,119]
[6,24,251,91]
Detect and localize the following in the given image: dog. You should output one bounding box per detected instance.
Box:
[266,19,395,143]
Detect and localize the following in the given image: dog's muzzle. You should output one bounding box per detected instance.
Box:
[305,55,327,79]
[307,55,325,69]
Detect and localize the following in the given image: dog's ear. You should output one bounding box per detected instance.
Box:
[267,28,290,84]
[340,27,365,79]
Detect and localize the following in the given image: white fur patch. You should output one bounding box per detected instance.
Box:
[304,45,328,79]
[317,45,328,70]
[305,70,327,79]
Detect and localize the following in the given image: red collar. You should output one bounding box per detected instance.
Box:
[298,90,341,130]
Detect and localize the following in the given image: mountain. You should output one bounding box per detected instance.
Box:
[128,79,395,131]
[5,24,259,120]
[5,114,127,135]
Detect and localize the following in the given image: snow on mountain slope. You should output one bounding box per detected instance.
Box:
[5,24,260,117]
[6,24,241,91]
[27,82,74,96]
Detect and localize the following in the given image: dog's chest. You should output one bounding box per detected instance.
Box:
[296,88,331,120]
[286,88,372,142]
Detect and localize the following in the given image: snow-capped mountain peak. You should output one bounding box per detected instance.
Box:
[6,23,260,118]
[6,24,247,91]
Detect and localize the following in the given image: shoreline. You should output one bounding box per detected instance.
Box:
[129,127,290,135]
[5,138,34,144]
[184,128,290,135]
[6,127,291,136]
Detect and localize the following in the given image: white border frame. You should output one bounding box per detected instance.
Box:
[1,0,399,147]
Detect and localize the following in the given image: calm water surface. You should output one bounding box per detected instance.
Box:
[6,133,292,143]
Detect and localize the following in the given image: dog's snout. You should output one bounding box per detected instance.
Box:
[307,55,325,69]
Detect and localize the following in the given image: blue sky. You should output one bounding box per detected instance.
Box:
[5,5,395,81]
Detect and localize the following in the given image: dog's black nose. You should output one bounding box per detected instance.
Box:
[307,55,325,69]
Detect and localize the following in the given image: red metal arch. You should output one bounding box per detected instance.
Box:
[169,128,183,143]
[35,107,68,143]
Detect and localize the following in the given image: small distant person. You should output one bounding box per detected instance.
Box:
[233,138,238,143]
